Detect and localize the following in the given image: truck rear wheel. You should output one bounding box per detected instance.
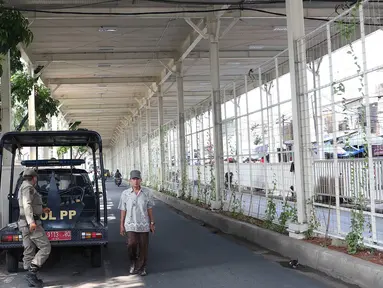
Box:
[90,246,102,268]
[6,250,19,273]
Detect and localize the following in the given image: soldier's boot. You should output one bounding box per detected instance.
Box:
[25,264,43,287]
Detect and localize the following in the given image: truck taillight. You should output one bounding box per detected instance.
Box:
[81,232,102,239]
[1,234,22,242]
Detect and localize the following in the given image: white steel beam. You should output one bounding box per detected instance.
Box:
[71,115,121,119]
[17,43,33,67]
[80,125,119,128]
[219,18,239,39]
[167,74,255,82]
[33,50,285,63]
[69,117,127,121]
[185,18,208,39]
[67,108,131,113]
[59,91,210,99]
[33,51,175,63]
[61,99,137,105]
[47,77,158,85]
[63,103,137,109]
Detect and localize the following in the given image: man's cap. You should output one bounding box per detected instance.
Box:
[23,168,38,177]
[130,170,141,179]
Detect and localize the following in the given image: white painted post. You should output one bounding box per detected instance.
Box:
[286,0,310,237]
[28,64,36,159]
[0,52,12,227]
[208,13,224,209]
[177,62,187,198]
[157,86,166,188]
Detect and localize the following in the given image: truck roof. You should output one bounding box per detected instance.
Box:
[0,130,102,153]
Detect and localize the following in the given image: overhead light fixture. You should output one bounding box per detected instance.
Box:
[99,26,117,32]
[98,46,114,52]
[98,63,112,68]
[227,62,241,65]
[94,74,111,77]
[273,26,288,31]
[249,45,264,50]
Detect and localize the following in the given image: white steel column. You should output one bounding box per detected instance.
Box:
[1,52,11,151]
[131,126,137,170]
[111,147,115,171]
[360,5,377,243]
[124,130,128,178]
[28,64,36,159]
[138,112,143,173]
[158,87,166,188]
[208,14,224,208]
[146,100,152,183]
[286,0,310,237]
[176,62,187,198]
[0,52,12,227]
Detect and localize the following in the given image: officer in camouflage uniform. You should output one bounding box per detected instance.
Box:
[18,168,51,287]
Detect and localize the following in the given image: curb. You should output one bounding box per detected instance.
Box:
[150,188,383,288]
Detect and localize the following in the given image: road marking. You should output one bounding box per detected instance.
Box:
[3,275,15,284]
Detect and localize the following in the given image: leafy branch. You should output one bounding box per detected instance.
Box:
[0,3,61,132]
[250,122,267,146]
[57,121,89,159]
[11,71,60,131]
[0,2,33,76]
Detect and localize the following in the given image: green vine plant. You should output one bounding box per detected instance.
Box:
[305,197,321,239]
[230,193,242,217]
[207,128,215,206]
[229,136,242,216]
[196,117,202,203]
[228,138,241,215]
[335,0,368,254]
[180,141,189,200]
[160,125,169,192]
[278,198,298,234]
[264,174,277,229]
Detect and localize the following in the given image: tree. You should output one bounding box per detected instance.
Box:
[0,3,60,131]
[250,122,267,146]
[57,121,90,159]
[11,71,60,131]
[0,2,33,76]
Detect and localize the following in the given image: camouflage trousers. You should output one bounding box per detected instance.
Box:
[20,225,51,270]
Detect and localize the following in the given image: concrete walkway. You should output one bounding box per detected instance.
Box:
[0,180,352,287]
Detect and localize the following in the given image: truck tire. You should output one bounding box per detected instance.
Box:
[6,250,19,273]
[90,246,102,268]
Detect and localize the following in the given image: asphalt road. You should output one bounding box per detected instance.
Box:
[0,180,355,288]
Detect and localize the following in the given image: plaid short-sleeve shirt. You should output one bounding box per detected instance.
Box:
[118,187,155,233]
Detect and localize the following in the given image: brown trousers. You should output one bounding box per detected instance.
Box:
[126,232,149,271]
